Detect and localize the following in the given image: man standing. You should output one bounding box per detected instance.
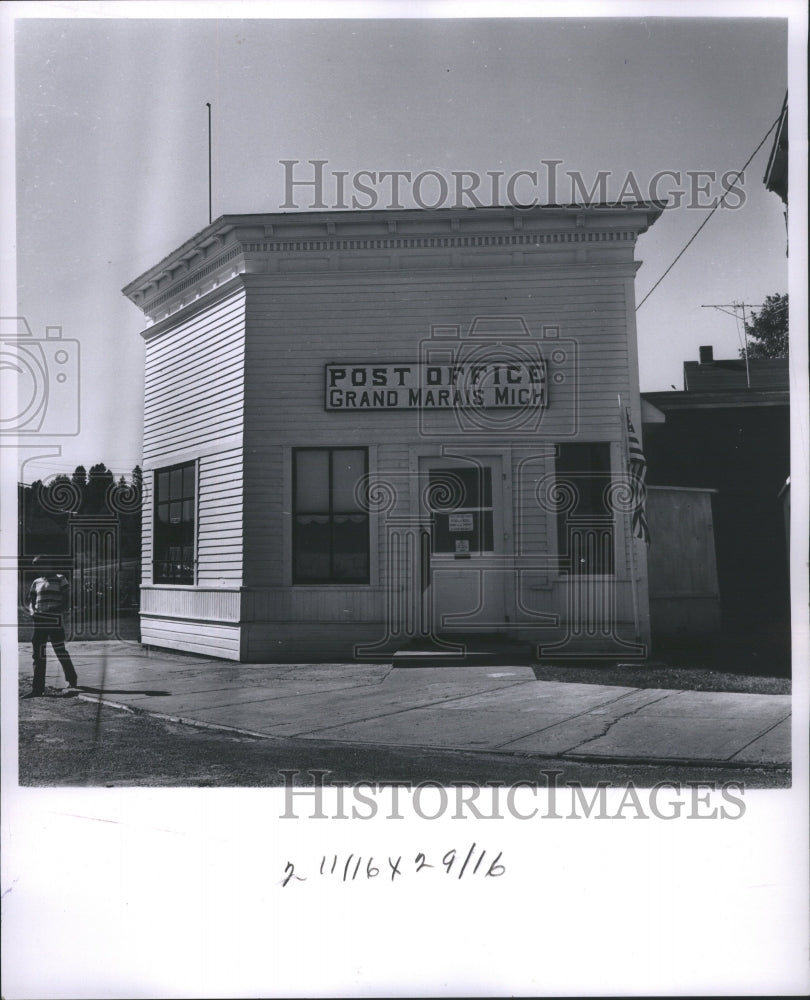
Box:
[26,556,79,697]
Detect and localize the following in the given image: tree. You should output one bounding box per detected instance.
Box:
[84,462,115,514]
[119,466,144,560]
[741,293,788,359]
[20,464,143,588]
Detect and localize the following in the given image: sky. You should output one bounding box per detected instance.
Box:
[6,6,796,484]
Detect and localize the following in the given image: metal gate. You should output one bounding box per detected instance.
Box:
[70,516,119,639]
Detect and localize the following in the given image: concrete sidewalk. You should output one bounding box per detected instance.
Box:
[19,641,791,767]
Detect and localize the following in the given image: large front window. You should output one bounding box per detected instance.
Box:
[293,448,369,584]
[154,461,196,584]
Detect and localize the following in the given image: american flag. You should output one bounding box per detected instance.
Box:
[625,409,650,544]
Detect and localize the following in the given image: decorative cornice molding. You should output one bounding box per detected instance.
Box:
[123,204,663,304]
[240,229,636,254]
[144,244,244,311]
[130,227,638,315]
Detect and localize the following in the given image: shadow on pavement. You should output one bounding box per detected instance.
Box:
[79,687,171,697]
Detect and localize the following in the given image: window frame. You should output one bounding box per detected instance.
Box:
[427,465,495,557]
[152,460,197,585]
[292,446,370,585]
[553,442,616,577]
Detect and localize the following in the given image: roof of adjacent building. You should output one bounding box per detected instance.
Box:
[643,352,789,413]
[683,357,789,392]
[763,93,788,203]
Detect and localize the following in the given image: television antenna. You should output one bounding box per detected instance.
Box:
[700,301,766,390]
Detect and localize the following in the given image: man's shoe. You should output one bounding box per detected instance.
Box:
[64,682,79,695]
[22,691,43,699]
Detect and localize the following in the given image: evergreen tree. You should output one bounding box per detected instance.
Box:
[85,462,115,514]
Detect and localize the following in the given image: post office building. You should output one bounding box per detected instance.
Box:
[123,204,662,661]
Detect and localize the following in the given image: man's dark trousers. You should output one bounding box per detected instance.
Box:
[32,616,77,694]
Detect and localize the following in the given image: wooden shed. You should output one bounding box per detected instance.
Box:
[646,486,721,638]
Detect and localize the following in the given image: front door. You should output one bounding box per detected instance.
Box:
[419,455,506,635]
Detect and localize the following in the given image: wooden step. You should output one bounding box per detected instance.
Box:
[391,637,533,667]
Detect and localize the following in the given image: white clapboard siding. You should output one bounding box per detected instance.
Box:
[513,449,552,566]
[140,588,241,621]
[140,617,241,660]
[240,275,632,443]
[140,470,154,586]
[242,444,285,588]
[241,263,636,612]
[143,287,246,465]
[141,285,246,602]
[242,621,385,662]
[197,448,244,584]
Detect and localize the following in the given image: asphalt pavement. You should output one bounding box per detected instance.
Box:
[18,640,791,769]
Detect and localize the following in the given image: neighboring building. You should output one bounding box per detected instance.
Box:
[123,204,662,662]
[643,347,790,646]
[763,93,788,205]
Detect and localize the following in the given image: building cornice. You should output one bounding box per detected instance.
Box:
[123,204,664,325]
[138,275,247,342]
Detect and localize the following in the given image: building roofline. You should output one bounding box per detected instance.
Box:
[642,389,789,410]
[122,201,666,298]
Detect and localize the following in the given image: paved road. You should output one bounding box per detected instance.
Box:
[17,690,790,787]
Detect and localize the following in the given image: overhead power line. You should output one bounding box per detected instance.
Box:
[636,112,784,311]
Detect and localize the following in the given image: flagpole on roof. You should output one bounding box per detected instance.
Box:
[206,102,212,225]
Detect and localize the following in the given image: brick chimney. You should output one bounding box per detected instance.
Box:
[699,345,714,365]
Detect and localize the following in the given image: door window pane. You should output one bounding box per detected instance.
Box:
[428,466,494,554]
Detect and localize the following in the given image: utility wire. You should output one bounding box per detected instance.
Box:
[636,112,784,311]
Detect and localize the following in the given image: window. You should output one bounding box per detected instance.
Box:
[429,466,494,555]
[154,461,196,584]
[555,443,614,575]
[293,448,369,584]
